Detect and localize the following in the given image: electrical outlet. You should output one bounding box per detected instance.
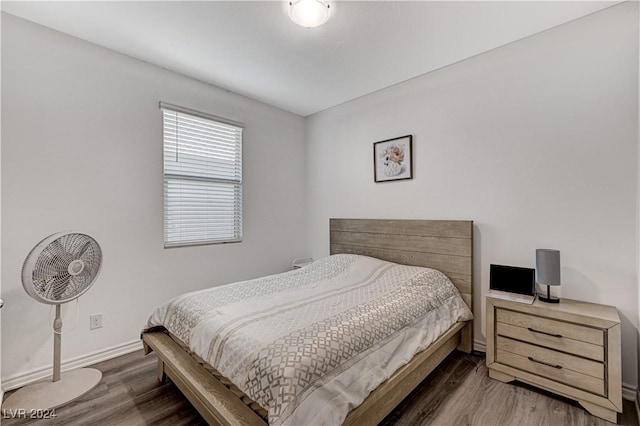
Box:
[90,313,103,330]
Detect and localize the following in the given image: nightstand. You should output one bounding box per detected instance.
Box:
[292,257,313,270]
[486,296,622,423]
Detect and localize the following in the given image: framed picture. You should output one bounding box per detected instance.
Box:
[373,135,413,182]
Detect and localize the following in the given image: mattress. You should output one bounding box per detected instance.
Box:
[145,254,473,425]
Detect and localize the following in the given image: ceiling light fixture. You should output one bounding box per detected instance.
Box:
[289,0,331,28]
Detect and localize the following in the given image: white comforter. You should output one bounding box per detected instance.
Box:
[146,254,473,425]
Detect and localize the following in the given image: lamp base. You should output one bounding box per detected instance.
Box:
[538,284,560,304]
[538,294,560,303]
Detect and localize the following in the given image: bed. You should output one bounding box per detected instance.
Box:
[142,218,474,425]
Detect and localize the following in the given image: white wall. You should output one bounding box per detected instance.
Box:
[637,0,640,408]
[1,13,307,382]
[0,8,3,400]
[306,2,639,387]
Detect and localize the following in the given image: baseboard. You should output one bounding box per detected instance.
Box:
[622,382,637,401]
[473,339,486,353]
[1,340,142,392]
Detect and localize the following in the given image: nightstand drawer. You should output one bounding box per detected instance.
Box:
[496,322,604,361]
[496,337,605,396]
[496,309,604,346]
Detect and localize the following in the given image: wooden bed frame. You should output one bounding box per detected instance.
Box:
[142,218,474,426]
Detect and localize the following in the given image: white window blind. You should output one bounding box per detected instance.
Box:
[162,103,243,247]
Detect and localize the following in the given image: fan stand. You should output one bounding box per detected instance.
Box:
[2,305,102,411]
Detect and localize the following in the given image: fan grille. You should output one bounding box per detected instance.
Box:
[25,233,102,304]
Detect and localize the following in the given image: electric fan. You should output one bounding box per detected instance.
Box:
[2,232,103,411]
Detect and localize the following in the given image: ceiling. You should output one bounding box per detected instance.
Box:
[1,1,618,116]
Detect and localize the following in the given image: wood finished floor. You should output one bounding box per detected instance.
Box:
[3,349,638,426]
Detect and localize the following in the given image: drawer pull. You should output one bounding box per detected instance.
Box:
[528,356,563,369]
[527,327,563,338]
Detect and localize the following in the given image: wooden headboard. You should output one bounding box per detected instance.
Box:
[330,218,474,352]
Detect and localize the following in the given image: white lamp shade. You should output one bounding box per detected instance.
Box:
[536,249,561,286]
[289,0,330,28]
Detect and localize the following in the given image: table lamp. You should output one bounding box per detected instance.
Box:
[536,249,560,303]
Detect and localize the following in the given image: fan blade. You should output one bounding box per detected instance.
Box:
[79,248,95,266]
[40,273,71,301]
[34,261,66,279]
[68,269,91,297]
[76,242,92,262]
[81,256,101,278]
[54,276,71,300]
[46,240,76,268]
[60,234,76,253]
[37,247,67,270]
[65,234,87,256]
[79,242,99,262]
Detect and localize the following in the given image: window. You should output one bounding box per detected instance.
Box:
[162,103,243,247]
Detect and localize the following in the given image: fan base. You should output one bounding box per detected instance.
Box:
[2,368,102,411]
